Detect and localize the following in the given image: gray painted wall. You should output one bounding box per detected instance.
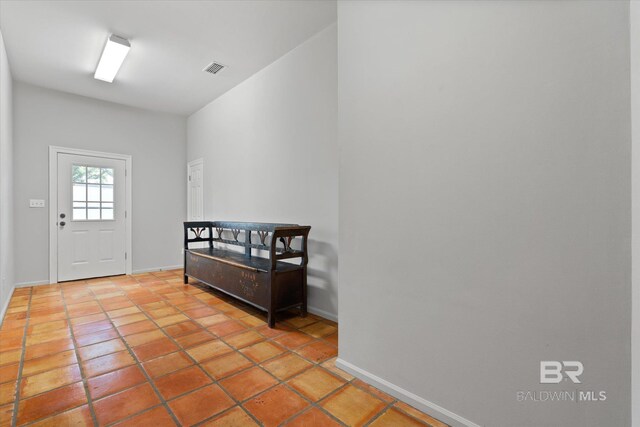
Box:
[0,30,14,315]
[187,24,338,320]
[338,2,631,426]
[13,82,187,284]
[631,2,640,425]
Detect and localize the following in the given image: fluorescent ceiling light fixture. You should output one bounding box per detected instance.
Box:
[94,34,130,83]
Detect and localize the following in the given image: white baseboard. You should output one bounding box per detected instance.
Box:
[307,305,338,322]
[0,286,15,326]
[15,280,49,288]
[132,265,183,274]
[335,358,481,427]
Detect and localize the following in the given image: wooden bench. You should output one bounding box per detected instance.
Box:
[183,221,311,327]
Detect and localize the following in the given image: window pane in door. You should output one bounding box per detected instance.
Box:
[102,209,114,220]
[101,168,114,185]
[101,185,113,202]
[72,166,86,183]
[87,185,100,202]
[87,167,101,184]
[73,208,86,220]
[72,202,86,221]
[87,209,100,220]
[73,184,86,201]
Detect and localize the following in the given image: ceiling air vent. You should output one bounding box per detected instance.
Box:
[203,62,225,75]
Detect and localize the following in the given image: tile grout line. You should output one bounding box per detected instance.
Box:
[124,276,313,425]
[10,287,33,427]
[159,278,349,426]
[11,285,121,424]
[58,281,101,427]
[170,278,351,426]
[15,284,95,420]
[87,281,183,427]
[208,306,394,426]
[216,317,349,426]
[183,280,397,426]
[199,287,415,426]
[95,404,168,427]
[10,288,73,425]
[133,279,267,426]
[149,275,396,426]
[392,405,443,427]
[363,399,397,427]
[190,405,251,427]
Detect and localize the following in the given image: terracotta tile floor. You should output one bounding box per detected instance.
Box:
[0,269,448,427]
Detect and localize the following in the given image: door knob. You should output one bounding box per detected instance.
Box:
[60,221,66,226]
[60,213,66,219]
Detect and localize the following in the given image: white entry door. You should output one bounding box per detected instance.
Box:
[188,159,203,221]
[57,153,126,281]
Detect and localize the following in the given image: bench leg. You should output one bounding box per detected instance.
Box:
[183,275,188,284]
[301,267,308,317]
[268,274,276,328]
[267,311,275,328]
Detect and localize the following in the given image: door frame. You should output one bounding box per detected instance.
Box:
[49,146,132,284]
[187,158,204,221]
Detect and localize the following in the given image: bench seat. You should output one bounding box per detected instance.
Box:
[188,247,302,273]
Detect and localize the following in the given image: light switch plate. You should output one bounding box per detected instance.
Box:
[29,199,45,208]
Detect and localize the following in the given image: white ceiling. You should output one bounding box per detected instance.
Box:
[0,0,336,115]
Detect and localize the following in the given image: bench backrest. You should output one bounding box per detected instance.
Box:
[184,221,311,267]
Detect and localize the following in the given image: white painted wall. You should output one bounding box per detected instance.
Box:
[0,30,14,317]
[187,24,338,320]
[13,82,187,285]
[338,2,631,426]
